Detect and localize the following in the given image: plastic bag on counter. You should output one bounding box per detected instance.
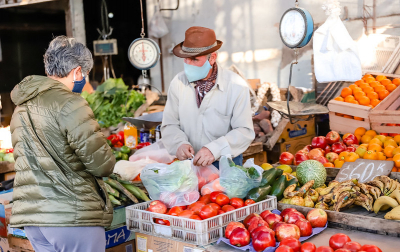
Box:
[192,163,219,191]
[113,158,158,181]
[200,178,226,195]
[129,141,175,164]
[219,156,263,199]
[141,160,199,208]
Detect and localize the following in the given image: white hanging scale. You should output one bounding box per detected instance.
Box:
[128,0,161,78]
[268,0,328,123]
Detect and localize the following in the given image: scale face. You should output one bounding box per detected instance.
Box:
[128,38,161,70]
[279,8,314,49]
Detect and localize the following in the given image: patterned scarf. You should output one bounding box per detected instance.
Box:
[194,63,218,108]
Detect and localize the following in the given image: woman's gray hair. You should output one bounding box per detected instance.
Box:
[44,36,93,78]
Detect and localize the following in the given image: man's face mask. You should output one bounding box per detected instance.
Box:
[72,69,86,93]
[184,58,212,83]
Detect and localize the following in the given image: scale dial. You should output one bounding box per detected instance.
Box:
[128,38,161,70]
[279,8,314,49]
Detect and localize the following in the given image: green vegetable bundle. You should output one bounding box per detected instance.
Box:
[82,78,145,128]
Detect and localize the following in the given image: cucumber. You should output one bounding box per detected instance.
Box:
[247,185,272,202]
[105,178,139,204]
[108,194,121,205]
[121,183,151,202]
[270,175,286,201]
[261,167,283,187]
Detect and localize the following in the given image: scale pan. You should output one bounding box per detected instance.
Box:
[122,112,163,130]
[267,101,328,117]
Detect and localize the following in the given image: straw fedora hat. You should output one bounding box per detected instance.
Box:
[173,26,223,58]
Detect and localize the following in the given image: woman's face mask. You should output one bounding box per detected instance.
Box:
[72,69,86,93]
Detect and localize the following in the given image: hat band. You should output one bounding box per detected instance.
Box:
[182,42,217,53]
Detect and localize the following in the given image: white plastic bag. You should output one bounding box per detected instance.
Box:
[313,0,362,83]
[200,178,226,195]
[219,156,263,198]
[113,158,158,181]
[192,163,219,191]
[129,141,175,164]
[148,4,169,38]
[141,160,199,208]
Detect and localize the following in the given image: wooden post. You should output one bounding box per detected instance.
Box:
[65,0,86,45]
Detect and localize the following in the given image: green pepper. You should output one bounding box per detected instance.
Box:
[106,139,112,146]
[121,153,129,160]
[247,167,260,179]
[120,146,131,154]
[246,185,272,202]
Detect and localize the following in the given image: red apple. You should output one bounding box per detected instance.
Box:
[276,224,300,242]
[243,213,262,228]
[311,136,327,149]
[360,245,382,252]
[308,149,324,160]
[252,231,276,252]
[301,242,317,252]
[229,227,250,247]
[326,131,341,144]
[250,226,275,239]
[148,200,167,214]
[343,134,359,146]
[271,221,285,231]
[307,209,327,228]
[295,219,312,237]
[277,246,295,252]
[260,210,272,219]
[225,222,245,239]
[316,156,329,164]
[329,233,351,250]
[316,247,334,252]
[280,208,298,219]
[331,142,347,154]
[324,145,332,153]
[335,249,351,252]
[326,152,339,163]
[346,146,356,152]
[285,211,305,224]
[248,218,269,234]
[280,152,294,165]
[343,241,362,252]
[264,213,283,228]
[303,145,313,153]
[280,237,301,252]
[295,151,309,165]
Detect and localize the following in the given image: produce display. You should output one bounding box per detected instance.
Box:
[0,148,14,163]
[105,174,150,206]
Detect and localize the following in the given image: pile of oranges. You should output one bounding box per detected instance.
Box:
[334,74,400,119]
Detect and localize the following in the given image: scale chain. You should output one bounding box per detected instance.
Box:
[140,0,145,38]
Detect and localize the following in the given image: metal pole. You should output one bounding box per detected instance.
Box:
[373,0,376,33]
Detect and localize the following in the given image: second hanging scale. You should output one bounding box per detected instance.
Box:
[267,0,328,123]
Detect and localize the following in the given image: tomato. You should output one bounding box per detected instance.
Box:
[210,191,223,203]
[276,245,295,252]
[245,199,256,206]
[215,194,230,206]
[229,227,250,247]
[225,222,245,239]
[343,241,362,252]
[148,200,167,214]
[199,205,218,219]
[188,202,205,215]
[335,249,351,252]
[295,219,312,237]
[280,237,301,252]
[222,205,235,212]
[218,210,226,215]
[315,246,334,252]
[360,245,382,252]
[154,218,170,226]
[208,203,221,211]
[230,198,245,209]
[301,242,316,252]
[190,215,202,220]
[252,231,276,252]
[329,233,351,250]
[167,206,184,216]
[178,210,195,218]
[199,194,212,204]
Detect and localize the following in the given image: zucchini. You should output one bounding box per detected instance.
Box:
[105,178,139,204]
[108,194,121,205]
[270,175,287,201]
[247,185,272,202]
[260,167,283,187]
[286,177,299,187]
[121,183,151,202]
[105,183,120,198]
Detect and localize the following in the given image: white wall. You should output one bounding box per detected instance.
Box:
[146,0,400,93]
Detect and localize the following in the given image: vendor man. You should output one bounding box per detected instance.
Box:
[161,26,255,168]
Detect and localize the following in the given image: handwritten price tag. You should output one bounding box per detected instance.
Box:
[335,159,394,183]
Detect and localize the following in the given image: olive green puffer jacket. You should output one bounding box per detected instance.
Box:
[10,75,116,228]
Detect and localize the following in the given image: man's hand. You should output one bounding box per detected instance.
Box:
[193,147,215,167]
[176,144,194,160]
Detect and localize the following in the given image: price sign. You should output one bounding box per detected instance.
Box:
[335,159,394,183]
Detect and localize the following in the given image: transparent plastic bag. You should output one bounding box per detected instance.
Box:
[192,163,219,191]
[200,178,226,196]
[141,160,199,208]
[148,5,169,38]
[129,141,175,164]
[219,156,263,198]
[113,158,158,181]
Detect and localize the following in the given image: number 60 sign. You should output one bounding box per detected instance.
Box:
[335,159,394,183]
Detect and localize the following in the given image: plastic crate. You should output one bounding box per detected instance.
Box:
[126,196,277,246]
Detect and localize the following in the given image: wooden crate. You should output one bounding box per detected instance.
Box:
[369,92,400,134]
[328,72,400,134]
[243,151,267,166]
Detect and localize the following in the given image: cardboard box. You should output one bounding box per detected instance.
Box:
[106,225,135,249]
[136,233,204,252]
[106,239,135,252]
[278,118,315,142]
[267,135,315,164]
[243,151,267,166]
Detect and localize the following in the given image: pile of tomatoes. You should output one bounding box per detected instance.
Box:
[147,191,255,224]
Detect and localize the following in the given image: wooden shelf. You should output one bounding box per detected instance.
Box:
[0,0,57,9]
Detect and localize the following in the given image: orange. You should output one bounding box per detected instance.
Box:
[334,96,344,102]
[345,152,359,162]
[358,96,370,106]
[349,84,358,91]
[374,85,386,93]
[384,145,395,158]
[394,135,400,144]
[369,138,383,147]
[354,117,364,121]
[344,95,355,103]
[365,130,377,137]
[369,81,381,88]
[392,167,398,172]
[359,83,370,89]
[323,162,334,168]
[386,84,397,92]
[339,151,350,161]
[361,134,373,144]
[363,74,373,79]
[354,91,366,100]
[368,143,382,152]
[392,147,400,156]
[362,86,374,94]
[376,75,387,82]
[353,87,363,93]
[393,153,400,168]
[349,100,359,105]
[387,158,394,161]
[360,143,369,148]
[354,134,362,142]
[375,135,386,143]
[370,99,381,107]
[334,160,344,168]
[367,92,379,100]
[368,105,374,108]
[380,79,392,87]
[393,78,400,86]
[343,115,354,119]
[384,139,398,148]
[335,113,344,117]
[355,80,364,86]
[355,127,367,136]
[365,77,376,83]
[341,87,352,97]
[377,152,387,160]
[364,151,378,160]
[378,90,390,100]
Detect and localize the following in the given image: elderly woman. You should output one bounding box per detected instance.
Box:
[9,36,115,252]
